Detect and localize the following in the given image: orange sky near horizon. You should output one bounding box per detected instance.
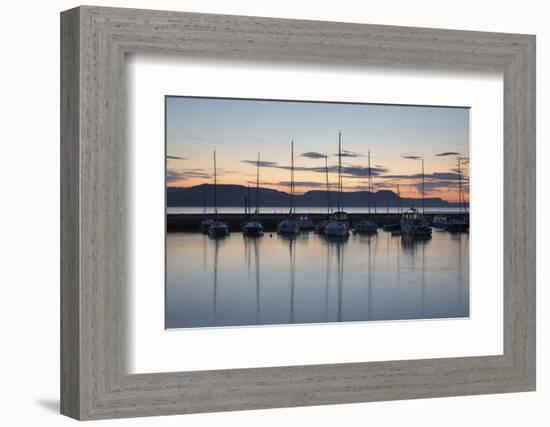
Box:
[166,97,470,204]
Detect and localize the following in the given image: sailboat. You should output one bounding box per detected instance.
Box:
[199,185,214,233]
[277,141,300,235]
[432,214,449,228]
[315,153,331,234]
[445,158,469,232]
[243,152,264,237]
[400,158,431,237]
[383,184,401,232]
[354,150,377,234]
[207,149,229,238]
[325,131,349,238]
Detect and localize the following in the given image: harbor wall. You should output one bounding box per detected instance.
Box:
[167,212,468,232]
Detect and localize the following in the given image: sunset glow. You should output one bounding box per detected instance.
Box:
[166,97,469,203]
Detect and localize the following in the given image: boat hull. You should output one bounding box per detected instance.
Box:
[243,222,264,236]
[445,220,469,232]
[325,221,349,237]
[315,220,328,234]
[277,219,300,235]
[382,223,400,232]
[354,219,377,234]
[297,217,315,230]
[208,221,229,238]
[400,220,431,236]
[200,219,214,234]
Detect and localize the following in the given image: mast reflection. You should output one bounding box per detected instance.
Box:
[253,238,260,324]
[289,237,296,323]
[212,238,219,326]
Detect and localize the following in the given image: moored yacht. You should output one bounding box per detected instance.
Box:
[354,219,377,234]
[243,152,264,237]
[400,158,431,237]
[277,218,300,235]
[207,149,229,238]
[325,214,349,237]
[277,140,299,236]
[297,216,315,230]
[325,132,349,238]
[243,221,264,236]
[316,152,332,235]
[432,215,448,228]
[445,217,469,232]
[444,158,469,232]
[208,220,229,238]
[199,186,213,233]
[200,218,214,234]
[400,207,431,236]
[354,150,377,235]
[315,220,328,234]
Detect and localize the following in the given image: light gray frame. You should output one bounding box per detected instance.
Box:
[61,5,536,420]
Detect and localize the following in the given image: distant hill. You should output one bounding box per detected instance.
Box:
[167,184,466,208]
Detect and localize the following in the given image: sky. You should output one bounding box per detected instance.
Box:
[166,96,470,203]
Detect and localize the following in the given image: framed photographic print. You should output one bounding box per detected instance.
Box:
[61,6,536,420]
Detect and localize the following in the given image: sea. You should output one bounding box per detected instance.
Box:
[166,226,469,329]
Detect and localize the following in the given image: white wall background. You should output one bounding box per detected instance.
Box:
[0,0,546,425]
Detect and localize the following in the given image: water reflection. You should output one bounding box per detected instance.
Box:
[166,231,469,329]
[212,238,219,325]
[289,237,296,323]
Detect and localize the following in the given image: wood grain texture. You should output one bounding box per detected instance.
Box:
[60,6,536,420]
[60,7,80,419]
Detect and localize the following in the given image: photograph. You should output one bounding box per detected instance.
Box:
[165,96,470,329]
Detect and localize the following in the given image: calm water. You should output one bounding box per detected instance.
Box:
[167,206,466,214]
[166,230,469,329]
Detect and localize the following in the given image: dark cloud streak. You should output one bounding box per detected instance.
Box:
[300,151,327,159]
[240,158,387,177]
[435,151,461,157]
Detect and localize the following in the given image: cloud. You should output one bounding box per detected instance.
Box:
[167,155,186,160]
[380,171,469,181]
[241,158,388,178]
[340,165,388,178]
[333,149,363,158]
[402,155,422,160]
[166,168,211,183]
[283,164,387,177]
[240,159,280,167]
[411,180,470,193]
[435,151,461,157]
[300,151,327,159]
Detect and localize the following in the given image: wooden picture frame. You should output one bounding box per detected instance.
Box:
[60,5,536,420]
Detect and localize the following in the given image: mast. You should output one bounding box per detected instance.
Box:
[290,140,295,215]
[247,185,251,217]
[368,150,371,215]
[213,149,218,217]
[457,158,463,215]
[338,131,343,212]
[256,152,260,215]
[421,158,425,214]
[325,154,331,216]
[397,184,401,213]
